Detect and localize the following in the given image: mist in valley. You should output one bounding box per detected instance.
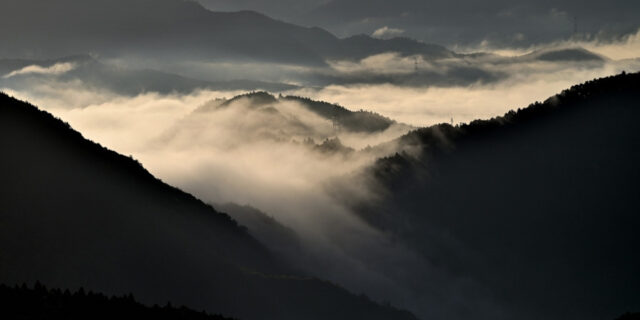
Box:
[1,1,639,319]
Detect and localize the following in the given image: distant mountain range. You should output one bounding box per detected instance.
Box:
[0,55,298,95]
[0,46,609,93]
[195,0,640,48]
[0,0,452,65]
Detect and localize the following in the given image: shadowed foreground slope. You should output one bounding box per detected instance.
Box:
[0,92,417,320]
[351,72,640,320]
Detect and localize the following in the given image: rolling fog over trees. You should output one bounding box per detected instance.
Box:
[0,92,417,320]
[0,0,639,319]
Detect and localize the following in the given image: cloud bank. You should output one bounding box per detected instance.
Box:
[292,61,636,126]
[293,31,640,126]
[3,62,75,79]
[372,26,405,39]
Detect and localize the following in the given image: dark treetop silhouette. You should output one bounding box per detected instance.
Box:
[0,282,234,320]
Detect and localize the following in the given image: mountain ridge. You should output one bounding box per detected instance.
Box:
[339,71,640,320]
[0,0,452,65]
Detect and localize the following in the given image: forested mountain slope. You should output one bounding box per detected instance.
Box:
[351,72,640,320]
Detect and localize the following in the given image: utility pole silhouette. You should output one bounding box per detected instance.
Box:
[414,56,419,73]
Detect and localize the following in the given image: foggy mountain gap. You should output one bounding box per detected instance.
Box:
[0,92,418,320]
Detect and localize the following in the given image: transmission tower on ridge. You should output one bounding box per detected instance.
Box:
[331,115,341,136]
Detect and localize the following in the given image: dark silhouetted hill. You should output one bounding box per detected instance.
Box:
[0,92,417,320]
[201,91,402,133]
[282,95,400,133]
[521,47,605,62]
[346,72,640,320]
